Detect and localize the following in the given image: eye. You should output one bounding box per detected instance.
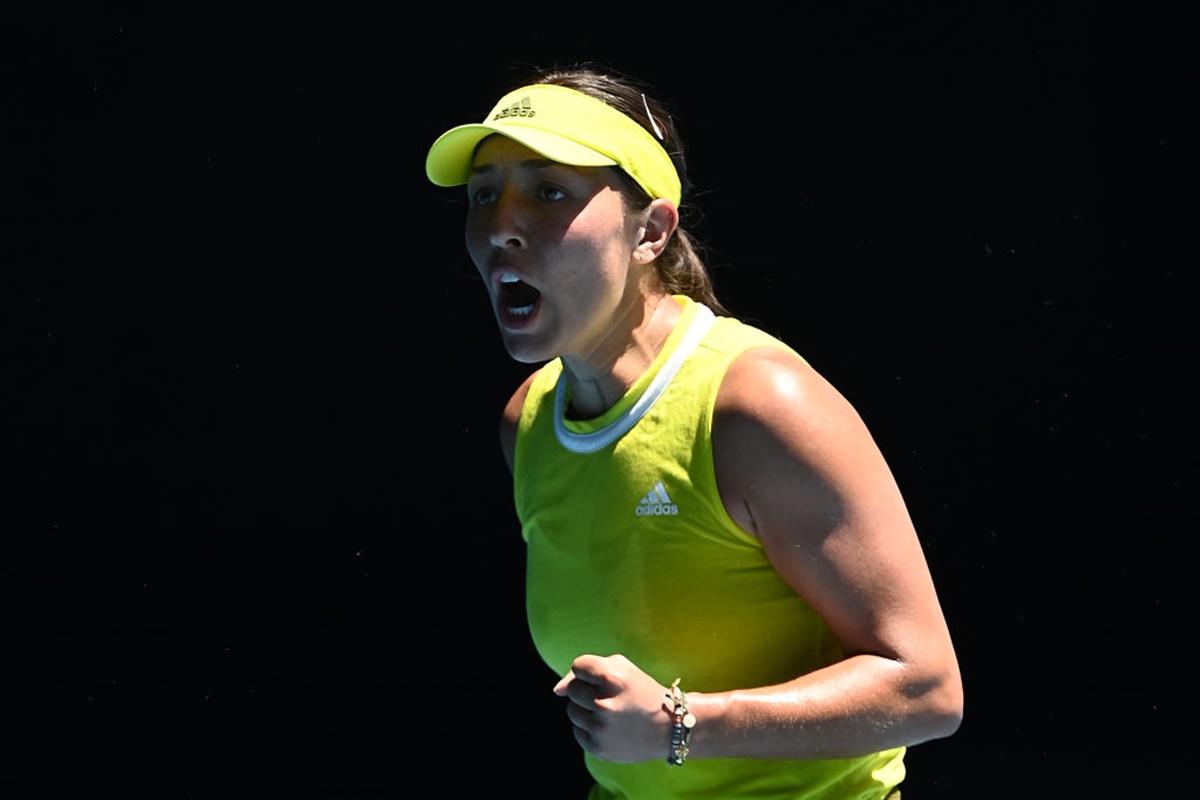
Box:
[538,184,567,202]
[468,184,498,206]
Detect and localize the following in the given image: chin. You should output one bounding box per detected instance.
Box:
[499,332,555,365]
[504,344,555,365]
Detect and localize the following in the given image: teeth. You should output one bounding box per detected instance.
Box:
[497,270,536,318]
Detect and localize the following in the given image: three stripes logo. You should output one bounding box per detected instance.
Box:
[493,96,535,120]
[636,481,679,517]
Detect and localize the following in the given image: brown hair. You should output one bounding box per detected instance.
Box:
[523,65,729,316]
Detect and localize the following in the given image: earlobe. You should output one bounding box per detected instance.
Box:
[635,198,680,262]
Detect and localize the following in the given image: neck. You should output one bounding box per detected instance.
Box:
[560,293,682,419]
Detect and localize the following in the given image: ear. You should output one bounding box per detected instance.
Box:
[632,199,680,263]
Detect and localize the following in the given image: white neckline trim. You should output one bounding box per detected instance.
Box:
[553,304,716,454]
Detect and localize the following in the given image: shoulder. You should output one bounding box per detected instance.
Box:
[715,346,859,438]
[499,368,543,474]
[713,347,882,537]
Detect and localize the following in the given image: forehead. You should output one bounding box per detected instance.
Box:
[471,135,550,167]
[468,135,634,204]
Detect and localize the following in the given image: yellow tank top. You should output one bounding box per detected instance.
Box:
[514,296,904,799]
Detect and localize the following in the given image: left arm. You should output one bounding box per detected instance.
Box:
[554,347,963,762]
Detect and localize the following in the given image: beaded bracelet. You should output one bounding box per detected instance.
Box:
[665,678,696,766]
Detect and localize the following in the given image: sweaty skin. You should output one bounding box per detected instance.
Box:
[475,136,963,765]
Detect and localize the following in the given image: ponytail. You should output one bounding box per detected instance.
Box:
[656,227,727,316]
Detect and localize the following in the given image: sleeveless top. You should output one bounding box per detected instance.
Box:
[514,296,905,799]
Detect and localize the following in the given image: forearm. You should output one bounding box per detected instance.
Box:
[684,654,963,761]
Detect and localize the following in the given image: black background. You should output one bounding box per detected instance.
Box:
[6,3,1190,797]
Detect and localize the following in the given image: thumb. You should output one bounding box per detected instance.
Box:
[554,654,607,696]
[564,654,611,688]
[552,670,575,696]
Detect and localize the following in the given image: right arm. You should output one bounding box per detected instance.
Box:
[499,370,540,474]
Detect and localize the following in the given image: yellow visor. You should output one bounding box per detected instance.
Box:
[425,83,681,206]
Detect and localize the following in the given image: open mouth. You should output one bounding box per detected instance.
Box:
[498,273,541,320]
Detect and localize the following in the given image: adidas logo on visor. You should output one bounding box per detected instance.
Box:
[636,480,679,517]
[493,96,535,120]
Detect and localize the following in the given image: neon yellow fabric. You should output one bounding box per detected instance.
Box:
[425,83,682,205]
[513,296,905,799]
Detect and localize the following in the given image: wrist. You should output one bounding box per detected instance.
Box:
[664,678,696,765]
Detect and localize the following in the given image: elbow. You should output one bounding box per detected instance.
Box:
[901,660,964,743]
[921,669,964,741]
[931,689,964,741]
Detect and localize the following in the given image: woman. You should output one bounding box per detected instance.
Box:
[426,65,963,799]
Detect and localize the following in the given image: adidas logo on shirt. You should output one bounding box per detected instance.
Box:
[636,481,679,517]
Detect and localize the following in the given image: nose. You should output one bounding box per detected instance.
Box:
[487,188,527,250]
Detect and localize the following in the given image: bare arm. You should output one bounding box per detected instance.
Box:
[499,370,539,475]
[554,348,962,763]
[683,346,963,759]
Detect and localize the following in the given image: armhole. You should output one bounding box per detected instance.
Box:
[709,343,803,546]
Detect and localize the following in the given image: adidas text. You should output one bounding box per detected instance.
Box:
[494,97,536,120]
[636,480,679,517]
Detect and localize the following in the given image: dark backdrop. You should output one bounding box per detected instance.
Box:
[7,3,1190,797]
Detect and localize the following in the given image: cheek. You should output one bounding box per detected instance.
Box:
[553,237,610,283]
[464,219,489,269]
[560,210,635,272]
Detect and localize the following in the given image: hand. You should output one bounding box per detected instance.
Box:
[553,654,672,764]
